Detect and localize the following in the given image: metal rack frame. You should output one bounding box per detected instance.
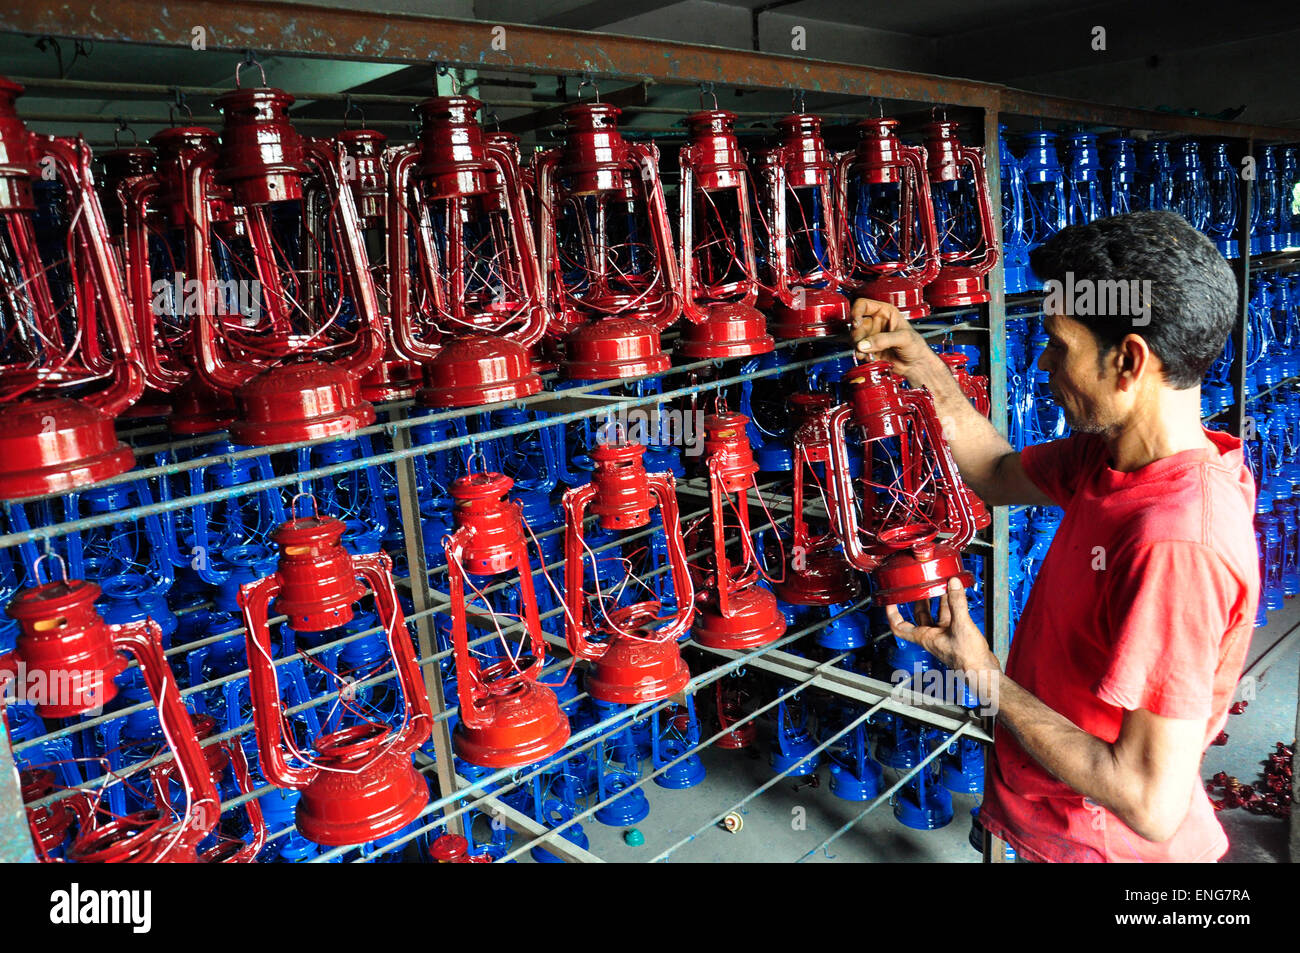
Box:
[0,0,1293,863]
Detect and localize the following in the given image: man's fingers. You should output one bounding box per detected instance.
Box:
[945,577,970,618]
[855,328,913,357]
[912,599,933,627]
[936,592,952,628]
[884,603,915,638]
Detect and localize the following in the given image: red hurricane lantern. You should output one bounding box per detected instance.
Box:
[119,122,242,434]
[692,410,786,649]
[752,112,851,338]
[774,393,861,606]
[836,118,941,319]
[237,507,433,846]
[1,562,220,863]
[534,99,682,379]
[0,77,145,498]
[921,122,999,307]
[825,361,978,604]
[336,124,423,403]
[677,109,774,359]
[443,471,570,767]
[562,439,694,702]
[386,95,547,407]
[183,68,385,445]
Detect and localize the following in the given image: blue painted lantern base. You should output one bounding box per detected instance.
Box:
[942,740,985,795]
[829,760,882,801]
[770,746,819,777]
[654,748,706,790]
[595,773,651,827]
[894,780,954,830]
[530,823,590,863]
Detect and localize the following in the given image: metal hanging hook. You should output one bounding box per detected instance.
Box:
[434,62,462,96]
[577,74,600,102]
[112,117,137,147]
[699,82,718,111]
[168,88,194,126]
[342,94,365,130]
[235,50,268,89]
[792,88,806,114]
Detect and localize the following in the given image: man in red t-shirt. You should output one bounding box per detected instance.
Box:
[851,210,1259,862]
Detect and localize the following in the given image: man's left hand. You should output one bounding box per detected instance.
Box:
[885,578,1001,680]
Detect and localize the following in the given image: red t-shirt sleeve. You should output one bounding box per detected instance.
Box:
[1094,540,1235,721]
[1019,434,1103,507]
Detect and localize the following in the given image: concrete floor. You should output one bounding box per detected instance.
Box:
[543,604,1299,864]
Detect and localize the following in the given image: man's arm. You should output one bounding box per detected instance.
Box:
[851,297,1051,508]
[889,579,1205,843]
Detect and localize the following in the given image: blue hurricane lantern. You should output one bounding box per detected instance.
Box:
[1005,311,1033,451]
[1021,508,1062,602]
[1063,132,1106,226]
[940,667,985,794]
[822,703,882,801]
[998,125,1032,295]
[1258,513,1286,612]
[1135,139,1174,212]
[1281,389,1300,489]
[770,687,819,777]
[1267,275,1300,380]
[590,699,651,826]
[1275,499,1300,596]
[1171,140,1212,234]
[1205,141,1241,259]
[1203,333,1235,418]
[1025,320,1069,445]
[6,702,83,789]
[1020,131,1066,287]
[183,440,286,605]
[52,480,181,648]
[1254,146,1286,254]
[652,695,706,789]
[1102,136,1139,216]
[529,749,592,863]
[1245,280,1274,396]
[742,349,798,472]
[816,601,870,651]
[1283,146,1300,248]
[892,727,954,830]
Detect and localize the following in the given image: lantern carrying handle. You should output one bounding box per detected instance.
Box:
[342,95,365,130]
[289,492,321,520]
[31,552,69,587]
[576,75,600,102]
[792,89,806,114]
[434,62,462,95]
[235,51,268,89]
[699,82,718,111]
[167,88,194,125]
[112,118,137,147]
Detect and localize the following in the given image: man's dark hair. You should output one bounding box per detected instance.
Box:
[1028,210,1238,389]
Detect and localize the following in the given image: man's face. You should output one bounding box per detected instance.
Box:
[1036,311,1122,435]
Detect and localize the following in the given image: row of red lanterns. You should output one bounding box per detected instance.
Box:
[0,68,996,502]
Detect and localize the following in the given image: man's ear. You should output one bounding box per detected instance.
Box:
[1115,333,1154,389]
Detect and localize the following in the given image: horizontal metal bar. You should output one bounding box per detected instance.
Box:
[793,720,973,862]
[6,1,1292,140]
[694,643,993,742]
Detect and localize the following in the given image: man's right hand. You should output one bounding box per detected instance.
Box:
[849,297,940,385]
